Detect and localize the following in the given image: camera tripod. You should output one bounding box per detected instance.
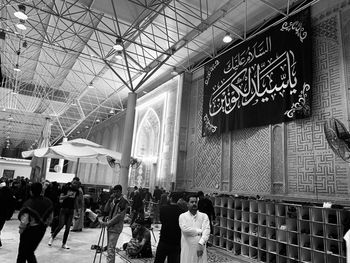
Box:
[92,224,107,263]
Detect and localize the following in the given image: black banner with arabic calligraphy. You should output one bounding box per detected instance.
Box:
[202,8,311,137]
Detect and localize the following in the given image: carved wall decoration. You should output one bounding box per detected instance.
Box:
[195,78,221,190]
[230,126,271,194]
[287,13,349,197]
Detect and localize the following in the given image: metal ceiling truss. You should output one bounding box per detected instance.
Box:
[0,0,319,148]
[188,0,318,71]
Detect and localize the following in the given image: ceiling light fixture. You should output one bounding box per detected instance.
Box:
[223,32,233,43]
[14,5,28,20]
[16,20,27,31]
[115,51,123,60]
[113,37,123,51]
[14,64,21,72]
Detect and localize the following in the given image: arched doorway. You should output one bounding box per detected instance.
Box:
[131,108,160,190]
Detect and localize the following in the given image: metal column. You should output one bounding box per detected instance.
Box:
[120,92,137,195]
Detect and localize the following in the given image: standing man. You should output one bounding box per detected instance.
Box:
[100,185,129,263]
[154,192,183,263]
[17,182,53,263]
[179,193,210,263]
[130,188,144,226]
[152,186,162,224]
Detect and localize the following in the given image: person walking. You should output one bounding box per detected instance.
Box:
[179,193,210,263]
[154,192,183,263]
[16,182,53,263]
[72,179,84,232]
[100,184,129,263]
[43,181,61,235]
[0,180,16,247]
[48,180,80,249]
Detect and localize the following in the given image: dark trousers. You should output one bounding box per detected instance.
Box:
[0,216,6,245]
[52,208,74,244]
[154,241,180,263]
[16,225,46,263]
[0,216,6,232]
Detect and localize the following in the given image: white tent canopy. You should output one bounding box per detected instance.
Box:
[22,138,122,165]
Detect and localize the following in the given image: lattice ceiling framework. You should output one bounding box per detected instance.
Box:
[0,0,317,150]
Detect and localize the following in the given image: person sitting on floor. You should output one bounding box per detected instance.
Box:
[123,217,152,258]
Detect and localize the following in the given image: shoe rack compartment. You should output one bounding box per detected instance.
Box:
[211,196,347,263]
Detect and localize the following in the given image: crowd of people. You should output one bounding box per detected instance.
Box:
[122,187,216,263]
[0,176,217,263]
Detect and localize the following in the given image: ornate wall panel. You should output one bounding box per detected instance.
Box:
[230,127,270,194]
[343,7,350,106]
[272,125,285,194]
[287,12,349,197]
[194,76,221,190]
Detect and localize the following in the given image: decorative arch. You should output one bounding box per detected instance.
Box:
[131,108,161,188]
[135,108,160,158]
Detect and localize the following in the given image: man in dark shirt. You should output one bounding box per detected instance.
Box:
[152,186,162,224]
[154,192,183,263]
[48,181,80,249]
[197,191,215,246]
[17,183,53,263]
[0,180,16,247]
[130,189,144,226]
[153,186,162,202]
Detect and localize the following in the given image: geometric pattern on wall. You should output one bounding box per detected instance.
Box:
[271,125,286,194]
[230,126,271,194]
[195,78,221,190]
[287,13,349,197]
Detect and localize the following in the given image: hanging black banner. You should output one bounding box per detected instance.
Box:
[202,8,312,136]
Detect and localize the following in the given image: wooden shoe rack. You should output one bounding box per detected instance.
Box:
[211,196,348,263]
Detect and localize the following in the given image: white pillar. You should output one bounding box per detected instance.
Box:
[46,158,51,175]
[57,137,67,172]
[120,92,137,195]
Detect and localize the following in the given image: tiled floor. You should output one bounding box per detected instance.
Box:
[0,213,245,263]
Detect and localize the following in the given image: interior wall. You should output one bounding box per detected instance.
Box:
[73,114,126,186]
[176,0,350,202]
[286,4,350,200]
[0,159,31,179]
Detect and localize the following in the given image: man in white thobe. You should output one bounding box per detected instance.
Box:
[179,194,211,263]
